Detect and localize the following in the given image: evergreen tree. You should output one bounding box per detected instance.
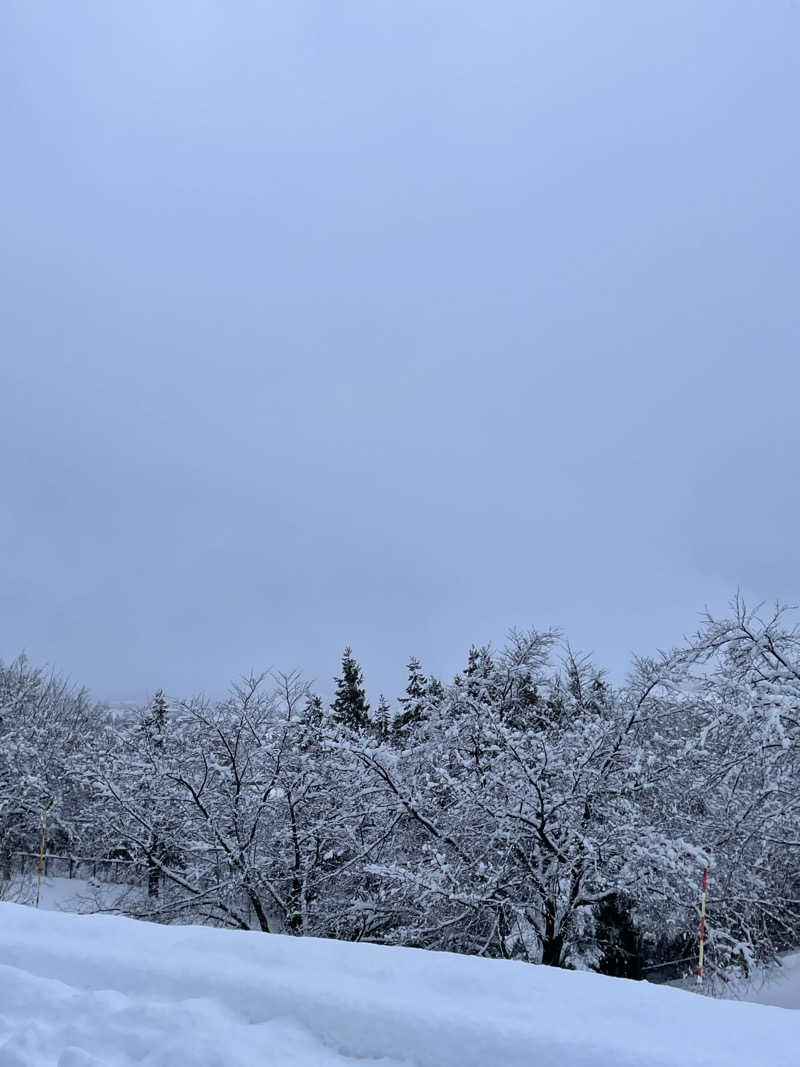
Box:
[374,694,393,741]
[331,648,370,730]
[303,693,324,730]
[426,676,445,707]
[141,689,169,747]
[152,689,168,730]
[465,645,494,702]
[465,645,480,684]
[299,693,325,750]
[595,894,644,979]
[394,657,428,735]
[137,689,173,897]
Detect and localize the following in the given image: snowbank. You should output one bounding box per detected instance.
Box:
[1,903,798,1067]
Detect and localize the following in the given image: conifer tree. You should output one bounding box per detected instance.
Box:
[374,694,393,742]
[141,689,169,747]
[426,676,445,706]
[152,689,168,737]
[303,693,324,730]
[137,689,172,897]
[465,645,494,702]
[394,657,428,735]
[465,645,480,679]
[300,693,325,750]
[595,894,643,979]
[331,648,370,730]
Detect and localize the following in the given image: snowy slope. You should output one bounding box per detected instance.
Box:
[17,877,800,1012]
[1,904,799,1067]
[730,952,800,1011]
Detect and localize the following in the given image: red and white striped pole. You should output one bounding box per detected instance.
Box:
[697,867,708,991]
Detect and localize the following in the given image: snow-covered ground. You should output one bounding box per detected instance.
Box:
[15,876,800,1013]
[1,902,799,1067]
[1,874,138,915]
[728,952,800,1011]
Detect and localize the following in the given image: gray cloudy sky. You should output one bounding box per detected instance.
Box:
[2,2,799,705]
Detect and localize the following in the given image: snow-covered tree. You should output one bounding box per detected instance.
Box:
[349,632,698,967]
[331,648,370,731]
[0,655,103,880]
[374,695,393,742]
[7,595,800,982]
[663,598,800,972]
[393,657,428,736]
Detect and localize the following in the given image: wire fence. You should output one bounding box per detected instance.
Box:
[6,851,148,887]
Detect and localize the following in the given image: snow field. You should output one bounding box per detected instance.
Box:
[1,903,800,1066]
[1,874,137,915]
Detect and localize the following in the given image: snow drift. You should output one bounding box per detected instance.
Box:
[0,903,798,1067]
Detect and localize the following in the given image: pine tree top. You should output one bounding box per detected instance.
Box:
[331,647,370,730]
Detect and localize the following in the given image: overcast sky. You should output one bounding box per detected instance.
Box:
[2,2,799,706]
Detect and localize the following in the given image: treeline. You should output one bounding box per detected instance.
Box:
[1,596,799,982]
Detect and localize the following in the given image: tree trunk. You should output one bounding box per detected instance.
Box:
[541,903,565,967]
[147,838,160,899]
[248,889,271,932]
